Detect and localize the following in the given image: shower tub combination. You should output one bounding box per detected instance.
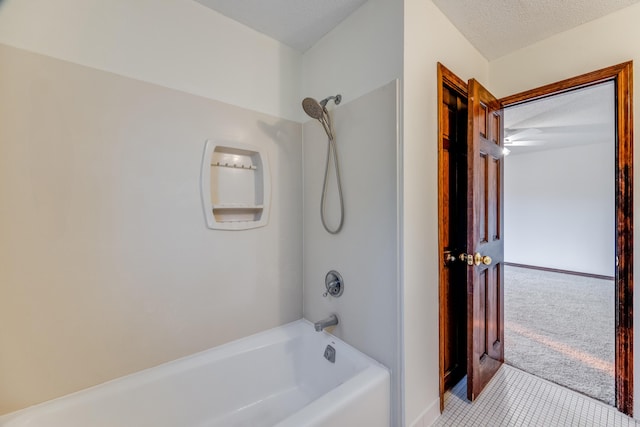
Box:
[0,320,390,427]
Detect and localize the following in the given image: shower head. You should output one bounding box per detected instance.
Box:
[302,97,325,120]
[302,94,342,120]
[302,93,342,141]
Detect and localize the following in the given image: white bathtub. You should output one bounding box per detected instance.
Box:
[0,319,390,427]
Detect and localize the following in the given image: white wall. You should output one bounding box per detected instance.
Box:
[0,0,302,121]
[504,144,615,276]
[488,1,640,416]
[403,1,489,426]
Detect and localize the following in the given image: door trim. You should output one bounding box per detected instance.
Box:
[499,61,634,415]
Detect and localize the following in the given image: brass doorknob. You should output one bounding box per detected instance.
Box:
[474,252,492,266]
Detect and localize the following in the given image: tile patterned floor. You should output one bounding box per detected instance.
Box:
[431,365,640,427]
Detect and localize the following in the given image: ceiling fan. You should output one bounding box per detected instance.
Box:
[503,128,545,146]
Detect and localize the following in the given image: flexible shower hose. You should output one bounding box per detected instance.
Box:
[320,136,344,234]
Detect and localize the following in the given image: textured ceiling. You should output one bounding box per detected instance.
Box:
[432,0,640,60]
[194,0,368,52]
[195,0,640,58]
[503,81,614,155]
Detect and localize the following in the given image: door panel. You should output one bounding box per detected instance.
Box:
[467,78,505,401]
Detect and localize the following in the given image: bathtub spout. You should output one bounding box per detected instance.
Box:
[314,314,339,332]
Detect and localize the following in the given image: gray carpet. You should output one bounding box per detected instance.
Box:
[504,265,615,405]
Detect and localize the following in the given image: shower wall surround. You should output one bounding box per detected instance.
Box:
[0,44,302,414]
[302,80,400,424]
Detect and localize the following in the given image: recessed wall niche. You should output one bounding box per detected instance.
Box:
[200,140,270,230]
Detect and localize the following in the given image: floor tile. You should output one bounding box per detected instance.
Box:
[431,365,639,427]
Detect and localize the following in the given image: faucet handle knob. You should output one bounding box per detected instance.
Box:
[324,270,344,298]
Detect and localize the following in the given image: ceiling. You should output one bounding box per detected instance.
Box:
[503,82,615,156]
[432,0,640,60]
[195,0,640,57]
[194,0,368,52]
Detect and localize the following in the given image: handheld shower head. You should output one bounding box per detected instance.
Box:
[302,94,342,120]
[302,97,325,120]
[302,94,342,140]
[301,93,344,235]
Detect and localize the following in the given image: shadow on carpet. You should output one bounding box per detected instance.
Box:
[504,265,615,406]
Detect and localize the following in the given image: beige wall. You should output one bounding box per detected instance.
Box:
[488,2,640,416]
[403,1,488,425]
[0,44,302,414]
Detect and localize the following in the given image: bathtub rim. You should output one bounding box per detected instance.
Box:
[0,318,389,425]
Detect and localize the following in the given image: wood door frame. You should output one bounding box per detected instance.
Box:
[438,61,634,415]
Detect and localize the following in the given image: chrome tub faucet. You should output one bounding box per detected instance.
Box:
[314,314,339,332]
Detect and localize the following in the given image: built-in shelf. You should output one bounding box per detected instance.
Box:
[200,140,270,230]
[212,204,264,210]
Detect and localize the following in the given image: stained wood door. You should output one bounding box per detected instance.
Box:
[466,78,505,401]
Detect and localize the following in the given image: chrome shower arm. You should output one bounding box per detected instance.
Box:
[319,94,342,108]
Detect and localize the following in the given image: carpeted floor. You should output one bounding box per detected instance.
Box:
[504,265,615,405]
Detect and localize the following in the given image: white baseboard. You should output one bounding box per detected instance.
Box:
[409,397,441,427]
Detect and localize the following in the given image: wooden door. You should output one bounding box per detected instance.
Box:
[466,78,505,401]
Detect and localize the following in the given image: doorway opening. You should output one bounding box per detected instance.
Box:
[503,81,616,405]
[437,62,634,415]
